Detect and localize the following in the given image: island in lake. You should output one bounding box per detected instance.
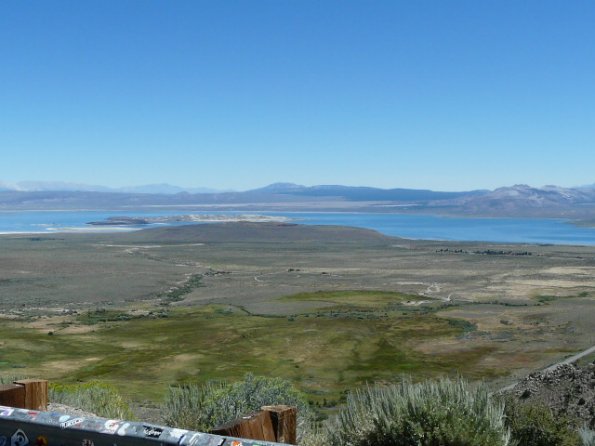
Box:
[87,214,292,226]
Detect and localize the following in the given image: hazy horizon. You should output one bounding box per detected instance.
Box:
[1,178,593,194]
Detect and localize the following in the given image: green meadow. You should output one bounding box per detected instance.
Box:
[0,290,500,406]
[2,224,593,411]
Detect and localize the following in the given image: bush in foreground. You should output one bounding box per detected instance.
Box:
[503,397,580,446]
[162,373,314,442]
[321,377,510,446]
[0,376,25,384]
[580,428,595,446]
[49,381,135,420]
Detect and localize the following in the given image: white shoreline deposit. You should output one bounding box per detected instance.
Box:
[87,214,292,226]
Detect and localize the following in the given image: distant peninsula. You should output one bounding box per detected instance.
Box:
[86,214,291,226]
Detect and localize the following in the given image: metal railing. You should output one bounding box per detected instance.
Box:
[0,380,294,446]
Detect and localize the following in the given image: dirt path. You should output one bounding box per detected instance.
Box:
[542,345,595,373]
[499,344,595,393]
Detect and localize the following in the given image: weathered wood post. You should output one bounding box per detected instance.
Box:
[0,380,48,410]
[211,411,276,442]
[210,405,297,444]
[0,385,25,409]
[14,380,48,411]
[261,405,297,445]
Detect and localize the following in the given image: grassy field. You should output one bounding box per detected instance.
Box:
[0,296,499,406]
[1,222,594,408]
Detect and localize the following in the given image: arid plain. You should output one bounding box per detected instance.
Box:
[1,222,594,406]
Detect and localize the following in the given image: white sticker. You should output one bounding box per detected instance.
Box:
[60,417,85,428]
[170,428,188,439]
[103,419,120,434]
[116,422,131,436]
[0,407,14,417]
[10,429,28,446]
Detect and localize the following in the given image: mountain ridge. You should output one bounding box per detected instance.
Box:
[2,181,595,219]
[0,181,222,195]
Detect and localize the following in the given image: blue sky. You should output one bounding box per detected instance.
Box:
[1,1,593,191]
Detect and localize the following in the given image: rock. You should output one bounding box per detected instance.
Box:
[506,363,595,428]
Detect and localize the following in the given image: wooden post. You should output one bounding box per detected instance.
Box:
[13,379,48,410]
[211,411,276,442]
[262,405,297,445]
[0,384,26,408]
[210,405,297,444]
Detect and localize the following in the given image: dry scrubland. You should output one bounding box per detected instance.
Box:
[0,222,594,407]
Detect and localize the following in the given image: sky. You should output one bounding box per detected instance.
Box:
[0,1,594,191]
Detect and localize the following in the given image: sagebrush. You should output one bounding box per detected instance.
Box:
[579,428,595,446]
[162,373,314,442]
[503,396,580,446]
[49,381,135,420]
[320,377,511,446]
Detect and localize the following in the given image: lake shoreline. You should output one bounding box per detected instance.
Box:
[1,210,595,246]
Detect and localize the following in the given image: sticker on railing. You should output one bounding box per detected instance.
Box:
[60,417,84,429]
[0,408,14,417]
[117,422,132,436]
[143,425,164,438]
[102,419,121,434]
[10,429,28,446]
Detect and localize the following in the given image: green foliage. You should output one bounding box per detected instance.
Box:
[535,295,557,304]
[162,274,203,303]
[49,381,135,420]
[446,318,477,334]
[299,423,328,446]
[161,380,228,432]
[162,373,313,441]
[77,308,170,325]
[534,291,589,304]
[503,397,580,446]
[0,375,26,384]
[322,377,511,446]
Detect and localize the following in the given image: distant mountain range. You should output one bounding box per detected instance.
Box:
[0,181,221,194]
[2,181,595,219]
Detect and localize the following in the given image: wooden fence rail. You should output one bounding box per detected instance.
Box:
[0,380,295,446]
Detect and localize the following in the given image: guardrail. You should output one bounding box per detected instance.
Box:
[0,380,294,446]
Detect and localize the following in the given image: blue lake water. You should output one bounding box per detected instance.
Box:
[1,210,595,246]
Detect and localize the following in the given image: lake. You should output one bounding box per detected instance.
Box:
[1,209,595,246]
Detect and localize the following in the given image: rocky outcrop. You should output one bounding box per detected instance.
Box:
[508,363,595,428]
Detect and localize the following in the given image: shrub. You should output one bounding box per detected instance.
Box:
[503,397,580,446]
[0,376,25,384]
[162,373,314,442]
[161,380,229,432]
[579,428,595,446]
[299,423,328,446]
[49,381,135,420]
[323,377,511,446]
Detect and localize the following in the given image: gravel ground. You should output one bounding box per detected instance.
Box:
[507,362,595,428]
[46,403,98,418]
[46,402,164,425]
